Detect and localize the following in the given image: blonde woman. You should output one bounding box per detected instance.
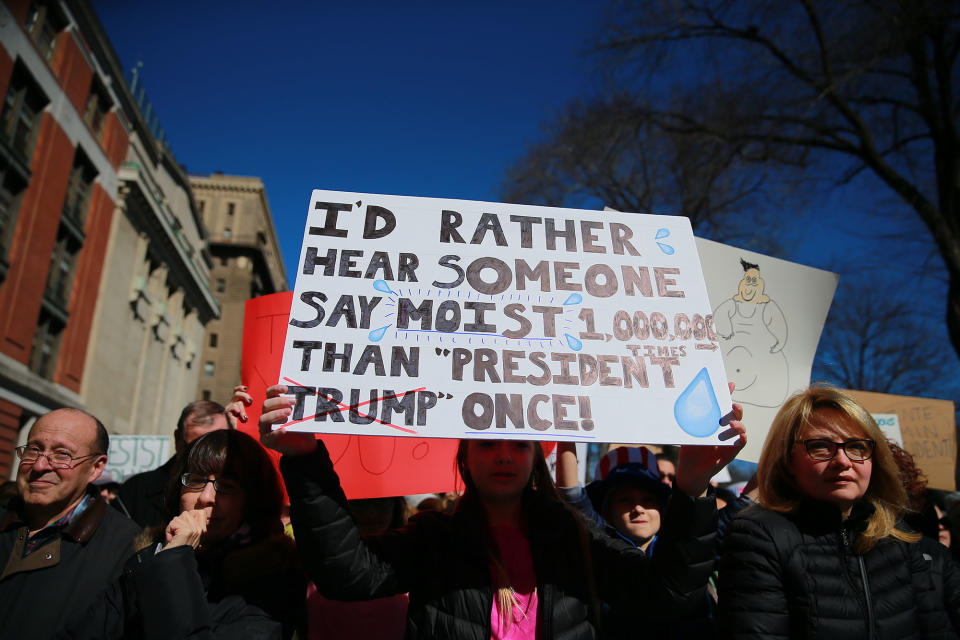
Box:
[717,385,960,638]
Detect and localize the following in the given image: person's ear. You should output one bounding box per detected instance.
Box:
[87,454,107,484]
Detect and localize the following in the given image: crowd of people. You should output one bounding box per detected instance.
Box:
[1,382,959,639]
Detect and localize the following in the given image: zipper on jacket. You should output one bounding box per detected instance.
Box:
[857,555,875,640]
[842,526,875,640]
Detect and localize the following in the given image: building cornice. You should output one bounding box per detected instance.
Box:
[120,164,220,323]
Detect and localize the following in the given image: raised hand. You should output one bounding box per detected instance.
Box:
[259,384,318,457]
[675,383,746,497]
[224,384,253,427]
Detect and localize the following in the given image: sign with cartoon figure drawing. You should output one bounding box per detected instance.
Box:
[695,238,839,461]
[713,258,790,407]
[278,190,736,445]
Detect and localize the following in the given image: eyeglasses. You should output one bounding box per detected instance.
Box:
[180,473,243,495]
[659,472,676,483]
[15,445,102,469]
[796,438,876,462]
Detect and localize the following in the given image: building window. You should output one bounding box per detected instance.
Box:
[0,63,48,164]
[227,203,235,217]
[220,256,228,266]
[257,231,266,246]
[204,361,215,377]
[215,278,225,293]
[209,333,218,348]
[82,78,111,137]
[0,161,27,272]
[24,1,67,62]
[44,226,80,310]
[29,309,64,379]
[62,150,97,230]
[201,390,211,401]
[223,227,231,239]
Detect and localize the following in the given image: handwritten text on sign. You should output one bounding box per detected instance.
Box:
[278,191,733,444]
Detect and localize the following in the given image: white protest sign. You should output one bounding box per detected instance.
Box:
[871,413,903,446]
[104,435,171,482]
[694,238,838,462]
[278,191,733,444]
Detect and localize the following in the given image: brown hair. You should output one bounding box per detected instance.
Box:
[454,440,597,633]
[756,384,919,552]
[175,400,228,443]
[887,441,928,513]
[167,430,283,541]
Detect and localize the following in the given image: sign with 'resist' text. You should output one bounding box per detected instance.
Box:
[278,191,733,444]
[104,435,171,483]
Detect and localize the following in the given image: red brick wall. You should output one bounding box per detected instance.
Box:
[0,397,22,479]
[0,115,73,363]
[50,30,92,116]
[100,110,129,170]
[54,183,114,392]
[2,0,31,25]
[0,47,13,101]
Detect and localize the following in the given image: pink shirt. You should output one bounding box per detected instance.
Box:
[489,525,538,640]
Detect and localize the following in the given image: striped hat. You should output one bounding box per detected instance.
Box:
[586,446,671,510]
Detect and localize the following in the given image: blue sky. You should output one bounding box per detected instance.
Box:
[93,2,959,401]
[94,1,603,280]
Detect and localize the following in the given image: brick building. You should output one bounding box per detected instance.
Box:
[0,0,217,477]
[190,173,287,404]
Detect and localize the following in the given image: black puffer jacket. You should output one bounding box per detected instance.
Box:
[281,443,719,640]
[55,534,304,639]
[717,500,960,639]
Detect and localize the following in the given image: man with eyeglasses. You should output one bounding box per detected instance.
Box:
[0,408,139,640]
[115,399,233,529]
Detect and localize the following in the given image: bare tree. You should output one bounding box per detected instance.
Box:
[813,281,955,396]
[592,0,960,357]
[501,94,780,248]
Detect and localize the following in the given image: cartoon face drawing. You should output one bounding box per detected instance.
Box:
[735,268,769,304]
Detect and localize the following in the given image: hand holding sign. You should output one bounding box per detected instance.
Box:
[675,384,746,496]
[260,384,319,457]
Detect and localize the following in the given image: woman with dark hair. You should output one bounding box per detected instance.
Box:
[57,429,304,639]
[717,385,960,638]
[260,383,746,640]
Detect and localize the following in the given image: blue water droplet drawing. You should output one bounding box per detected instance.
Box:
[656,242,675,255]
[368,325,390,342]
[674,368,721,437]
[562,293,583,306]
[655,228,670,239]
[372,279,398,295]
[564,333,583,351]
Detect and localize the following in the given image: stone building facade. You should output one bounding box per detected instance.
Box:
[190,174,286,405]
[0,0,217,477]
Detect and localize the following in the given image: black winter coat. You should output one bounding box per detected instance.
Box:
[281,443,719,640]
[115,456,176,529]
[55,534,305,639]
[717,500,960,639]
[0,493,140,640]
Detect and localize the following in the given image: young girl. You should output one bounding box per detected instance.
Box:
[260,383,745,640]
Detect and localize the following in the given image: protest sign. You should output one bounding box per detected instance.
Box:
[242,292,463,499]
[695,238,838,462]
[846,389,956,490]
[278,191,734,445]
[871,413,903,446]
[104,435,170,482]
